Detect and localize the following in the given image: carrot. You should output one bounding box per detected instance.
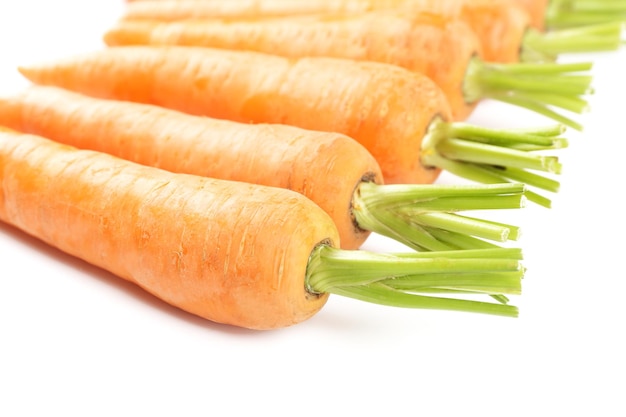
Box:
[117,0,624,63]
[103,11,594,127]
[18,46,566,207]
[106,12,483,122]
[0,86,527,251]
[0,128,525,329]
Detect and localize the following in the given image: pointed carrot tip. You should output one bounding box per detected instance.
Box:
[16,66,29,78]
[16,65,39,85]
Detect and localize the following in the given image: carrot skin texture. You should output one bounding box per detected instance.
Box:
[17,46,447,185]
[103,12,481,121]
[119,0,532,63]
[0,86,382,249]
[0,129,338,330]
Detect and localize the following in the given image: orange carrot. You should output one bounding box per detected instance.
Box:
[118,0,530,62]
[0,86,380,250]
[118,0,623,62]
[18,46,567,207]
[0,128,525,329]
[0,86,529,252]
[0,128,335,329]
[103,12,594,128]
[106,12,482,121]
[17,46,450,185]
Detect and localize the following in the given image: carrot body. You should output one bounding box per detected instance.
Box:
[104,11,481,120]
[0,86,382,249]
[0,128,339,330]
[18,46,449,185]
[119,0,531,63]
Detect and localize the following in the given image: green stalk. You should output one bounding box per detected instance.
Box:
[463,56,593,131]
[419,117,565,208]
[305,245,523,317]
[352,182,525,252]
[545,0,626,29]
[522,21,624,61]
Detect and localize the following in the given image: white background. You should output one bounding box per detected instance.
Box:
[1,2,625,416]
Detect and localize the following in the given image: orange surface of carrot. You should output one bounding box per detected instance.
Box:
[0,86,382,250]
[119,0,531,63]
[17,46,450,185]
[0,128,340,330]
[104,11,482,121]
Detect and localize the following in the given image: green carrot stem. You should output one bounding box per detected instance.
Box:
[463,56,592,130]
[548,15,626,29]
[492,93,585,131]
[424,229,501,250]
[352,182,525,251]
[562,0,626,12]
[491,294,511,305]
[479,166,560,193]
[382,271,523,294]
[362,182,526,209]
[480,61,593,74]
[475,71,593,94]
[521,21,624,60]
[330,285,520,317]
[419,118,563,207]
[511,92,589,114]
[389,247,524,260]
[546,0,626,29]
[432,158,556,208]
[506,139,568,151]
[435,139,562,173]
[409,212,520,242]
[305,245,523,317]
[447,123,567,146]
[519,190,552,208]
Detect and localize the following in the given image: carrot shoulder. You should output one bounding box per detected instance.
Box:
[0,129,526,327]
